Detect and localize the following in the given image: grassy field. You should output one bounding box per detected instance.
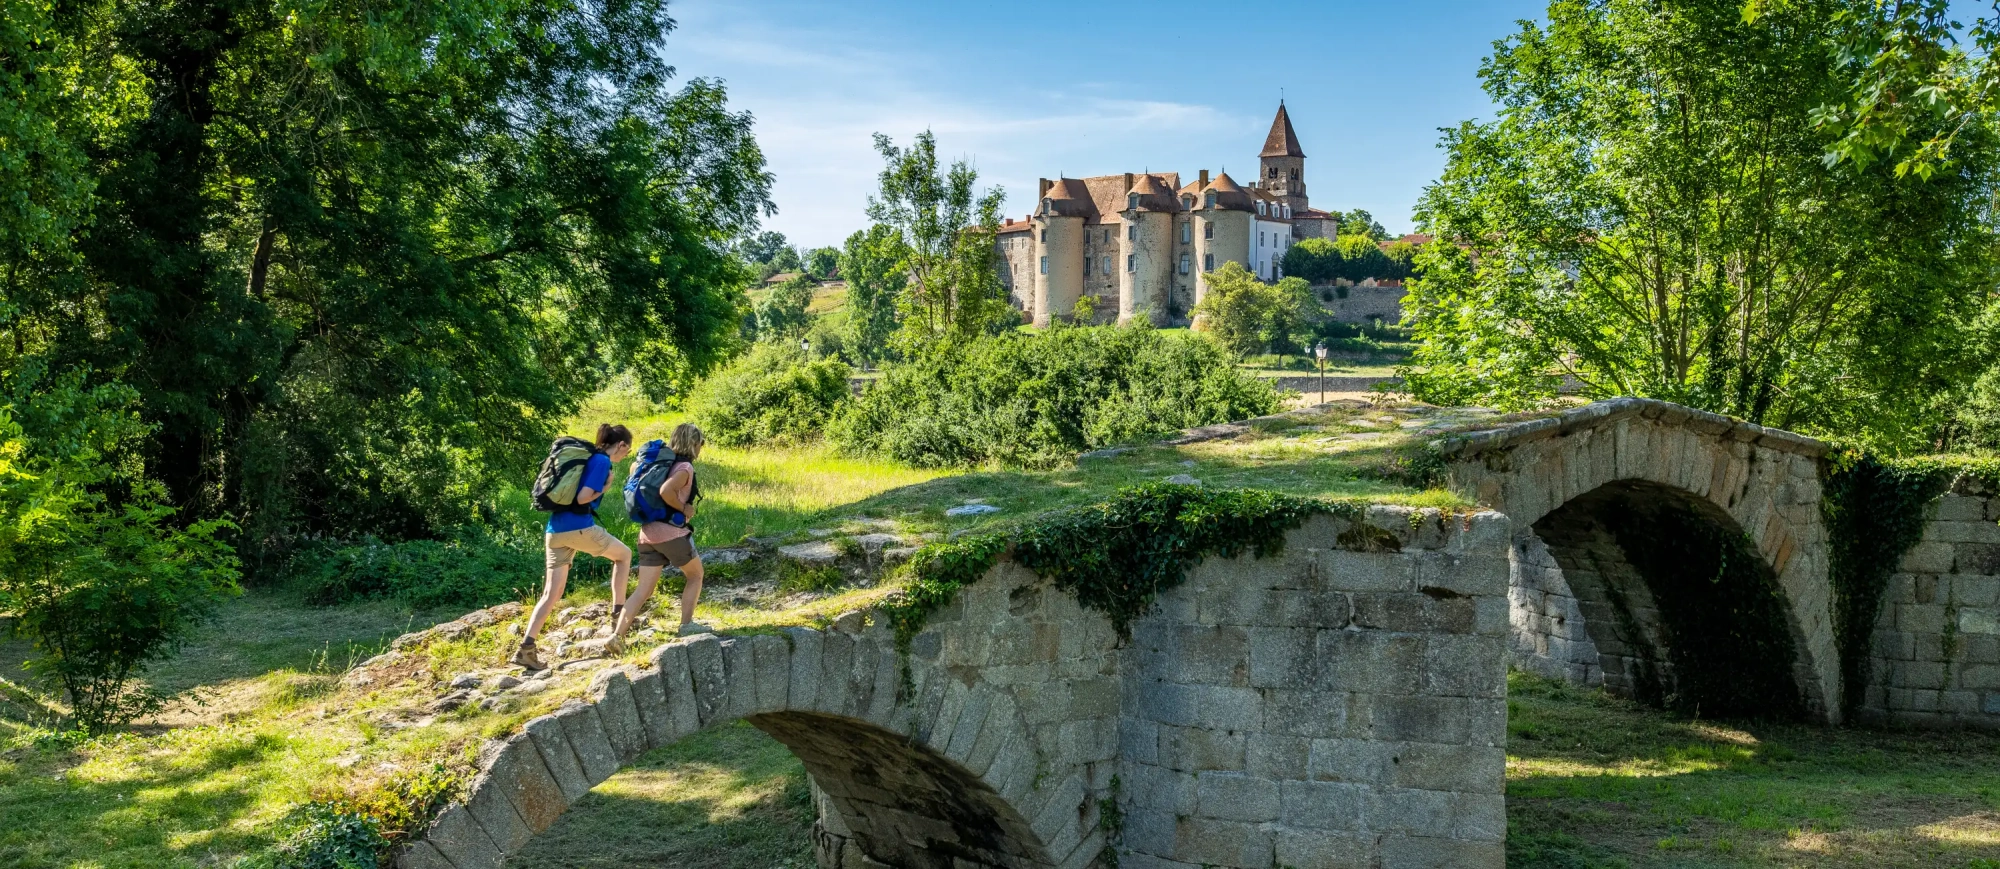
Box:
[1507,672,2000,868]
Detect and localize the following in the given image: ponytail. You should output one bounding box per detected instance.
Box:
[594,423,633,450]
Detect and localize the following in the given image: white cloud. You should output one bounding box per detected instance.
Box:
[664,3,1245,248]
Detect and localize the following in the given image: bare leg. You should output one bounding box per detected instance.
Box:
[525,563,572,640]
[615,565,663,639]
[609,552,631,613]
[679,557,705,626]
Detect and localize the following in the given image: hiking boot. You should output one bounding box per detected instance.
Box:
[511,640,548,671]
[603,635,627,655]
[676,622,713,637]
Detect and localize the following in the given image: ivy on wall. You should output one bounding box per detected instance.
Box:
[879,484,1360,654]
[1820,452,2000,716]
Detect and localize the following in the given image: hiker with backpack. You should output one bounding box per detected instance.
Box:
[611,423,711,645]
[514,424,635,670]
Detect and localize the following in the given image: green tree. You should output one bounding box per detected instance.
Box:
[1405,0,2000,449]
[756,274,816,342]
[1281,237,1341,283]
[1191,262,1312,358]
[1,0,773,556]
[867,131,1008,344]
[1337,209,1390,241]
[804,246,841,280]
[741,231,792,267]
[1813,0,2000,178]
[1333,235,1393,282]
[839,225,909,366]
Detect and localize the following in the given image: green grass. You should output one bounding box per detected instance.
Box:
[509,721,815,869]
[1507,670,2000,868]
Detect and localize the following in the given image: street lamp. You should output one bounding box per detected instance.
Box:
[1314,343,1328,405]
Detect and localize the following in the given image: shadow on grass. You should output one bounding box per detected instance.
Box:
[1507,672,2000,868]
[0,725,306,867]
[511,721,815,869]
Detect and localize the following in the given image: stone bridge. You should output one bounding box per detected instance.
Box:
[1431,397,1843,722]
[398,398,2000,869]
[399,507,1515,869]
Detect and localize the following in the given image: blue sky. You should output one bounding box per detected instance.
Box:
[665,0,1552,248]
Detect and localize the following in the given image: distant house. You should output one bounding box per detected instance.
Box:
[762,271,805,287]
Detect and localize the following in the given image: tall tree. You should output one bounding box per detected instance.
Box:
[1,0,773,553]
[1405,0,2000,449]
[839,225,909,366]
[866,131,1007,344]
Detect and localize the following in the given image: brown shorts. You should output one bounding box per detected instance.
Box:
[545,525,630,571]
[636,536,696,569]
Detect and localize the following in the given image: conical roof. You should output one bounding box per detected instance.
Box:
[1260,102,1305,158]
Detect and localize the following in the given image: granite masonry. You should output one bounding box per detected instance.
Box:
[397,506,1512,869]
[1440,396,2000,730]
[1862,476,2000,730]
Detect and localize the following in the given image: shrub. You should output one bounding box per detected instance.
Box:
[288,526,540,610]
[688,343,854,446]
[0,368,241,732]
[833,325,1280,468]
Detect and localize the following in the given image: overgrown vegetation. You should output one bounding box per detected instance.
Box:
[1821,452,2000,716]
[881,483,1355,656]
[833,325,1281,468]
[287,530,541,611]
[689,344,854,447]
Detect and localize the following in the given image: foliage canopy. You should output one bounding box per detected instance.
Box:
[1404,0,2000,449]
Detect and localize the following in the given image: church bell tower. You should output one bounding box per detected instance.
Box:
[1259,102,1308,213]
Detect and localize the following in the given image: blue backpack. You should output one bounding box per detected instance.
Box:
[624,439,689,526]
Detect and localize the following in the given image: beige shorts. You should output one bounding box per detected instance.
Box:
[545,525,631,571]
[636,536,697,569]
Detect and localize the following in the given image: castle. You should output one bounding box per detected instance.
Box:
[993,102,1340,327]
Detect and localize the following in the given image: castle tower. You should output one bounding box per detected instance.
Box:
[1119,174,1176,325]
[1033,178,1087,326]
[1259,102,1308,213]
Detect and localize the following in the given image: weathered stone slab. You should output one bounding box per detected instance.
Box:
[420,803,504,869]
[486,733,567,833]
[719,638,759,721]
[524,713,591,803]
[464,767,534,854]
[591,668,648,762]
[679,633,728,727]
[648,640,702,741]
[751,632,791,713]
[783,627,823,710]
[556,701,621,786]
[394,841,455,869]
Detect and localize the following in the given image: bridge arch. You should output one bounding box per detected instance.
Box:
[1438,398,1841,721]
[395,563,1123,869]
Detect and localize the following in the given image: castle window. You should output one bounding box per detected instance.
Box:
[1103,229,1111,243]
[1102,255,1111,275]
[1040,229,1046,242]
[1205,192,1216,208]
[1083,257,1091,275]
[1257,202,1266,216]
[1182,195,1194,209]
[1179,253,1190,275]
[1040,256,1047,274]
[1180,223,1191,244]
[1128,193,1138,210]
[1269,166,1278,178]
[1260,231,1265,247]
[1043,198,1053,214]
[1127,225,1136,241]
[1204,253,1214,271]
[1126,254,1135,273]
[1204,223,1213,240]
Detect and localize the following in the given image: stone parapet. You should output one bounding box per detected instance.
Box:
[1862,489,2000,731]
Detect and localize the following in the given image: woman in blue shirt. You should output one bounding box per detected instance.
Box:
[514,424,633,670]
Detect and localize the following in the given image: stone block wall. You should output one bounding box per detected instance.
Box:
[1317,283,1405,326]
[1114,507,1512,869]
[1863,480,2000,730]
